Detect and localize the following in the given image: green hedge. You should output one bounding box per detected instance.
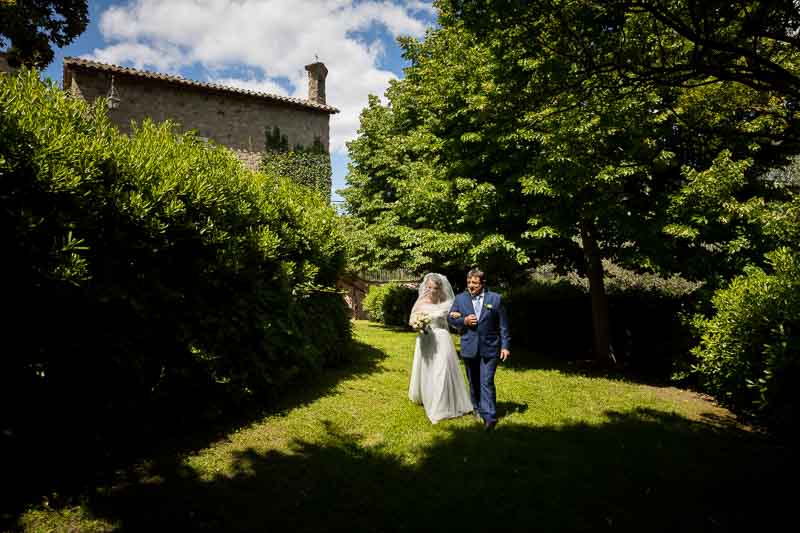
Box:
[364,282,418,326]
[507,267,697,380]
[692,248,800,438]
[0,70,350,482]
[506,279,592,354]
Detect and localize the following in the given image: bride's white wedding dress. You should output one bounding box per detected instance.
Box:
[408,301,473,424]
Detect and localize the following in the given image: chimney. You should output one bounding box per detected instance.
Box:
[305,62,328,105]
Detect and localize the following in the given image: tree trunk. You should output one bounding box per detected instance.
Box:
[580,219,614,366]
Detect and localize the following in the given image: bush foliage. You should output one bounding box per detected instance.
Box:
[691,248,800,438]
[363,282,418,327]
[507,265,698,380]
[0,70,350,479]
[260,126,332,200]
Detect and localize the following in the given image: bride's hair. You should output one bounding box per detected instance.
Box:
[415,273,455,305]
[423,276,442,302]
[409,273,455,325]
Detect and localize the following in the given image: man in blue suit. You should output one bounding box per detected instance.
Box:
[448,268,511,431]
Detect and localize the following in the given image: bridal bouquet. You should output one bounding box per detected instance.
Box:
[410,311,432,334]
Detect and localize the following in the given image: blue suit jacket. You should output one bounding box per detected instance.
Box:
[448,290,511,359]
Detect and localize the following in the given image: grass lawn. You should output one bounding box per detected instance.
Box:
[11,321,796,532]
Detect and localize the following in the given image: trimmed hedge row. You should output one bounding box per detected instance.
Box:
[506,272,696,380]
[0,70,350,476]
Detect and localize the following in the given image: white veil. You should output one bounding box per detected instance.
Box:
[409,273,455,322]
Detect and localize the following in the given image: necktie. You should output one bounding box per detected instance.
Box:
[473,294,483,320]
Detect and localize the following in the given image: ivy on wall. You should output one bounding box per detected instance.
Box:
[261,126,332,200]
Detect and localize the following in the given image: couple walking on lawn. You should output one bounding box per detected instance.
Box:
[408,268,511,430]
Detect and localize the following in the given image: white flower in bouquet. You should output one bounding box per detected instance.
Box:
[410,311,432,334]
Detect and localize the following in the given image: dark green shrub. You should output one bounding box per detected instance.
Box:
[364,282,418,326]
[507,266,697,379]
[692,248,800,438]
[0,70,351,487]
[506,278,592,355]
[363,284,388,323]
[383,283,419,326]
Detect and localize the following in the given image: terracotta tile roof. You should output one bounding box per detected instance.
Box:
[63,56,339,114]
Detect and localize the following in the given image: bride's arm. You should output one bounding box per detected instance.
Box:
[447,298,465,331]
[408,304,418,327]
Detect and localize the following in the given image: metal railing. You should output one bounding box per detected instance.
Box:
[358,268,418,282]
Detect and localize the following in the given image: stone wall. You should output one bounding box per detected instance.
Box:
[234,149,265,172]
[66,66,330,170]
[337,275,370,320]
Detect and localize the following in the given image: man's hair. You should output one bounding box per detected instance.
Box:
[467,268,485,283]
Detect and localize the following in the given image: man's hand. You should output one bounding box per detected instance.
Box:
[500,349,510,362]
[464,314,478,327]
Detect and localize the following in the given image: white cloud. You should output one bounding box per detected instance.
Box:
[86,0,437,153]
[88,42,187,73]
[406,0,438,16]
[347,1,431,37]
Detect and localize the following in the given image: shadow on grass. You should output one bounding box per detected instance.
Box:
[1,339,389,531]
[497,401,529,417]
[75,408,795,532]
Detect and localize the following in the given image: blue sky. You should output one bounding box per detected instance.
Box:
[40,0,438,202]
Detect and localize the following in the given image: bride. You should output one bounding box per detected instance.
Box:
[408,273,473,424]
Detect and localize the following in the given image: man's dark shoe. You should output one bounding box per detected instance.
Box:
[483,420,497,432]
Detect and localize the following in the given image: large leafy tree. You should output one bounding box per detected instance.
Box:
[445,0,800,101]
[342,28,532,286]
[0,0,88,68]
[342,21,666,361]
[343,1,799,363]
[442,0,800,282]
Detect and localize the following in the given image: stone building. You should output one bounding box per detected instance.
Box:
[62,57,338,172]
[336,274,370,320]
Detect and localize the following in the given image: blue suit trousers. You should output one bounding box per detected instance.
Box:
[463,355,499,423]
